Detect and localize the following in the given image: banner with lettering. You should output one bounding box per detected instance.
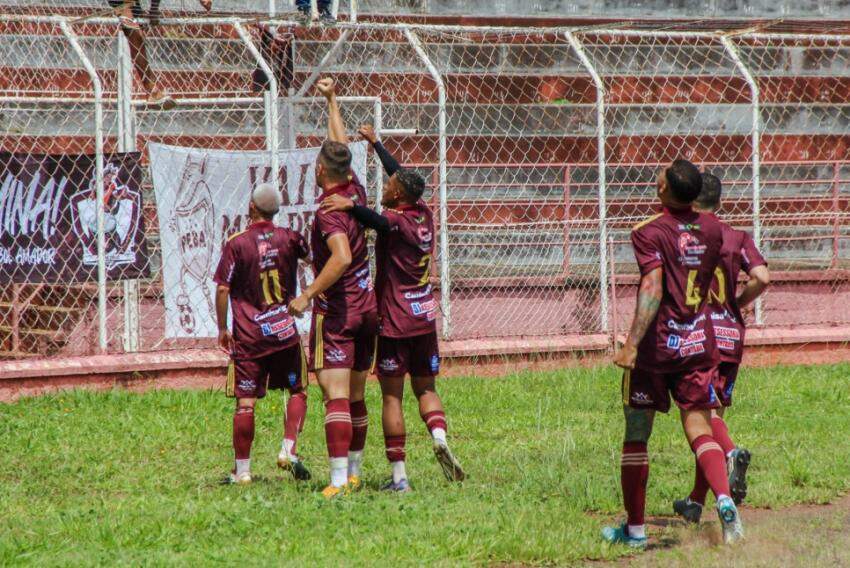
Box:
[149,142,369,339]
[0,152,149,283]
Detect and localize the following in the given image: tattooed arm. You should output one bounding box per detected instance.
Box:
[613,267,663,369]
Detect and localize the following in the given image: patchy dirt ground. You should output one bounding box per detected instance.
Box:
[597,494,850,567]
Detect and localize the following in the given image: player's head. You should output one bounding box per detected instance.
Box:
[657,159,703,207]
[383,168,426,208]
[694,171,722,213]
[316,141,352,188]
[249,183,281,221]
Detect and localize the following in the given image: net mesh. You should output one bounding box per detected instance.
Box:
[1,9,850,359]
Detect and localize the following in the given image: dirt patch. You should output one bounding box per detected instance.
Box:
[596,494,850,567]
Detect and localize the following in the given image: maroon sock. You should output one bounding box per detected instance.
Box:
[283,391,308,454]
[621,442,649,526]
[385,434,406,463]
[324,398,352,459]
[422,410,447,434]
[711,416,736,455]
[233,406,255,460]
[692,435,731,500]
[350,400,368,453]
[688,456,710,505]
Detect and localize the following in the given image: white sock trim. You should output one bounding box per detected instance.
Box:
[432,427,447,445]
[627,524,646,539]
[235,458,251,476]
[391,460,407,484]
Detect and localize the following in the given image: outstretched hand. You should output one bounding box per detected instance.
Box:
[321,194,355,213]
[316,78,335,100]
[358,124,378,144]
[289,294,311,318]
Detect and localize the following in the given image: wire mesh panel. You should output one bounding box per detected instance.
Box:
[735,33,850,328]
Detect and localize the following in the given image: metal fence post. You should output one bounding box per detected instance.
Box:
[566,31,609,334]
[60,18,107,354]
[404,27,450,339]
[117,32,140,353]
[234,20,279,194]
[373,98,383,213]
[721,35,763,324]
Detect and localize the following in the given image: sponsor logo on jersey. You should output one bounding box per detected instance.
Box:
[717,338,736,351]
[714,326,740,340]
[711,308,738,323]
[679,342,705,357]
[379,358,399,372]
[260,319,296,340]
[288,372,298,387]
[430,354,440,374]
[411,299,438,316]
[667,334,681,349]
[254,305,288,322]
[404,285,432,299]
[667,314,705,332]
[326,349,347,363]
[682,329,706,346]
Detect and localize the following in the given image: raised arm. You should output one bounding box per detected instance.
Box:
[317,78,348,144]
[613,267,663,369]
[289,233,352,317]
[320,193,391,234]
[358,124,401,177]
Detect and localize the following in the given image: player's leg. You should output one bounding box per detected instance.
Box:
[603,368,667,548]
[412,373,465,482]
[675,367,743,544]
[379,374,410,491]
[310,314,354,496]
[346,312,378,487]
[713,363,750,505]
[272,345,311,481]
[224,358,264,484]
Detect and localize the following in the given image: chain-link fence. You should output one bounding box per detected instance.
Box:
[1,12,849,360]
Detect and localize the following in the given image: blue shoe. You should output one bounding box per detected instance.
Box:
[601,523,647,549]
[727,448,751,505]
[381,478,411,493]
[673,497,703,523]
[717,496,744,544]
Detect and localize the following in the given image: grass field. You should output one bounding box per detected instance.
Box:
[2,362,850,566]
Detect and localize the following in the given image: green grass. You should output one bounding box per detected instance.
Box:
[2,363,850,566]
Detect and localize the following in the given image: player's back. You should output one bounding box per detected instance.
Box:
[630,206,724,373]
[707,218,766,362]
[374,200,437,338]
[214,220,308,359]
[311,176,376,317]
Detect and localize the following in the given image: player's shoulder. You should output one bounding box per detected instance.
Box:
[631,212,664,233]
[226,229,249,244]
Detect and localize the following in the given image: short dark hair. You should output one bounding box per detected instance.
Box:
[319,141,351,180]
[665,159,703,204]
[696,171,722,210]
[395,168,426,201]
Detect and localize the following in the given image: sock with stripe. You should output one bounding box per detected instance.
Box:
[691,434,731,501]
[711,416,736,456]
[621,442,649,535]
[282,390,307,458]
[324,398,352,487]
[385,434,407,483]
[233,406,255,476]
[349,400,368,477]
[423,410,447,444]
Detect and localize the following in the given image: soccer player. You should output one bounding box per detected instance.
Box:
[673,172,770,522]
[288,78,377,498]
[107,0,212,107]
[603,159,744,548]
[321,124,465,492]
[214,183,311,485]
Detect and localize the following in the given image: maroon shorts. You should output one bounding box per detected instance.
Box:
[714,361,739,407]
[375,331,440,379]
[309,310,378,372]
[226,342,307,399]
[622,366,721,412]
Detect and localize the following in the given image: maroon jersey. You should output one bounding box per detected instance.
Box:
[213,220,308,360]
[631,206,724,373]
[375,201,437,338]
[311,176,376,317]
[707,217,767,363]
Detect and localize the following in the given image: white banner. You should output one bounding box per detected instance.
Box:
[150,142,369,339]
